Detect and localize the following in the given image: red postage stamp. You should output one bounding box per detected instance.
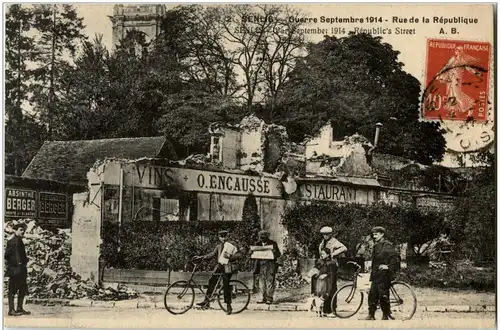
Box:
[423,39,491,121]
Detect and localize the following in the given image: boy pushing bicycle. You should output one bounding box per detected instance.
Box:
[194,230,242,315]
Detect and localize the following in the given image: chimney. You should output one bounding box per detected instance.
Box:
[374,122,383,148]
[366,122,383,166]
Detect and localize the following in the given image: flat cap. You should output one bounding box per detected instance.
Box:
[12,223,27,230]
[320,226,333,234]
[371,226,386,234]
[218,230,229,236]
[258,230,270,237]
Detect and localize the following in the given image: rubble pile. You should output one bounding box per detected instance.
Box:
[276,259,307,289]
[4,219,138,301]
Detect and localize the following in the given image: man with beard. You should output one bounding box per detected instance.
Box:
[254,230,281,305]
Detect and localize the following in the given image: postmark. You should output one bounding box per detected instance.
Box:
[422,39,491,122]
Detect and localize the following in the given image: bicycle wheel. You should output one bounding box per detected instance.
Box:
[332,284,364,318]
[217,280,251,314]
[164,280,195,315]
[389,281,417,320]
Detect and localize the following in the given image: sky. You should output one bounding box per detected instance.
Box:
[76,3,494,85]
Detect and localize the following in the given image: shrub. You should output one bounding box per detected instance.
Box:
[281,201,445,259]
[101,219,260,272]
[397,265,495,292]
[100,194,264,272]
[449,151,495,266]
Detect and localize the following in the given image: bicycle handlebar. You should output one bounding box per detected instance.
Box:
[347,261,362,270]
[192,256,204,263]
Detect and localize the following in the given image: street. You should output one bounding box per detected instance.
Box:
[4,305,495,329]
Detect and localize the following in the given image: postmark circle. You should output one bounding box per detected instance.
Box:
[421,64,489,122]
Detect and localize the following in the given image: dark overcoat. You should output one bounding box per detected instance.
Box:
[252,239,281,274]
[370,240,399,283]
[5,235,28,278]
[314,258,337,299]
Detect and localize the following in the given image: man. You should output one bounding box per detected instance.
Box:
[365,226,399,320]
[253,230,281,305]
[5,223,30,316]
[315,226,347,315]
[194,230,242,315]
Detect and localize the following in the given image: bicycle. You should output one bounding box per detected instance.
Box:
[332,261,417,320]
[164,257,251,315]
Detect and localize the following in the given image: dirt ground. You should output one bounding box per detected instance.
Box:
[141,280,495,307]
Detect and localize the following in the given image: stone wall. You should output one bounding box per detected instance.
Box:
[70,191,101,283]
[260,198,288,252]
[239,117,265,172]
[220,128,240,169]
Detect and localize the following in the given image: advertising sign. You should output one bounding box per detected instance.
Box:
[127,164,283,198]
[5,188,37,218]
[39,192,67,219]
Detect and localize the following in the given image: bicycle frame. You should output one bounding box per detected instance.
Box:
[333,261,417,320]
[389,285,403,305]
[344,262,362,304]
[347,270,405,307]
[175,261,224,303]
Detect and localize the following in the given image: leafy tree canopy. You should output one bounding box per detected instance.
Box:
[449,151,495,264]
[272,33,446,165]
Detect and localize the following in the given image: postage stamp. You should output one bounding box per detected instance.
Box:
[422,39,491,121]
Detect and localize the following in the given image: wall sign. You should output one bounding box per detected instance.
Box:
[5,188,37,218]
[125,164,282,198]
[4,188,69,225]
[299,183,358,203]
[39,192,67,219]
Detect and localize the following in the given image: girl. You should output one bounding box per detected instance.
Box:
[313,247,338,316]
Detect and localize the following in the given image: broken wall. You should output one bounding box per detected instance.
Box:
[70,168,103,283]
[260,198,289,252]
[239,116,265,172]
[221,129,241,169]
[305,123,342,159]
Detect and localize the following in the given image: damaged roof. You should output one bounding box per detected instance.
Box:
[22,136,177,185]
[298,176,381,188]
[370,153,414,177]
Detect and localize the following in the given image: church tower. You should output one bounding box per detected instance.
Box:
[109,4,167,49]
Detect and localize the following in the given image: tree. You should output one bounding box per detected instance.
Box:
[5,5,36,122]
[156,90,244,157]
[158,5,240,97]
[30,4,86,140]
[273,33,446,164]
[216,4,306,111]
[5,117,47,176]
[256,6,305,119]
[102,30,187,139]
[241,193,261,243]
[450,151,495,265]
[5,5,40,175]
[53,34,113,140]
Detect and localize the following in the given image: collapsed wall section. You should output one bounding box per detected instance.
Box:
[70,164,105,283]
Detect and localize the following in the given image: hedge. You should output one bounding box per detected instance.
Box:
[396,266,495,292]
[282,201,445,259]
[101,193,262,272]
[101,221,262,271]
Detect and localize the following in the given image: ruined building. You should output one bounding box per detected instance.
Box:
[18,116,461,282]
[108,4,167,49]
